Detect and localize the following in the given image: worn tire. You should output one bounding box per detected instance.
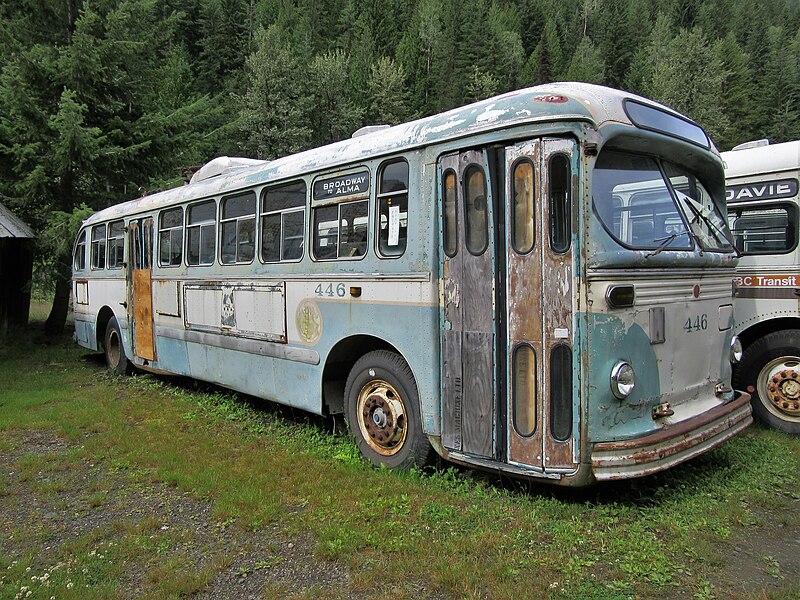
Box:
[104,317,132,375]
[344,350,434,469]
[733,329,800,434]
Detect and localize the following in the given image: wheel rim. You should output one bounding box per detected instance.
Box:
[756,355,800,423]
[356,378,407,456]
[107,329,121,369]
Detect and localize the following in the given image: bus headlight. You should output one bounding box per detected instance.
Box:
[730,335,743,364]
[611,361,636,399]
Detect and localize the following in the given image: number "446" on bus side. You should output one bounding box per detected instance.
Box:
[684,314,708,333]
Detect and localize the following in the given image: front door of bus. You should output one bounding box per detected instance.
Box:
[128,217,156,361]
[505,138,577,472]
[439,139,578,472]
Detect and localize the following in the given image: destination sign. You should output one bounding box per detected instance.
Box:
[726,178,798,203]
[313,170,370,202]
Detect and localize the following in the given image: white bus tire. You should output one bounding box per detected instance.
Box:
[344,350,433,469]
[735,330,800,434]
[104,317,132,376]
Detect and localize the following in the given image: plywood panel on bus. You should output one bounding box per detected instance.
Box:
[461,330,494,457]
[441,328,462,451]
[133,268,156,360]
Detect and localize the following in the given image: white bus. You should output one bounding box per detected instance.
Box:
[723,140,800,433]
[73,83,751,486]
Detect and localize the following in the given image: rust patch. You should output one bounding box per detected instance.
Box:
[533,95,568,103]
[133,268,155,360]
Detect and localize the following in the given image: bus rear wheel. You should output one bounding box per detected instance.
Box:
[344,350,433,469]
[104,317,132,376]
[734,330,800,434]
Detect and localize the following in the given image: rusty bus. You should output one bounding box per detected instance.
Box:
[73,83,751,486]
[723,140,800,434]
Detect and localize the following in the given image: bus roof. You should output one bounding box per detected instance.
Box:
[83,82,700,227]
[722,140,800,180]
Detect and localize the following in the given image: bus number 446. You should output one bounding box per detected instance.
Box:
[315,283,346,298]
[684,314,708,333]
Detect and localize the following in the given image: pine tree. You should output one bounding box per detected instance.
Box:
[237,25,312,159]
[367,57,412,125]
[309,49,365,145]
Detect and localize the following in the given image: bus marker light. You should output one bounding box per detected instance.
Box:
[350,286,362,297]
[606,285,635,309]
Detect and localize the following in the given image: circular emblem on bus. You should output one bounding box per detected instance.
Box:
[296,299,323,345]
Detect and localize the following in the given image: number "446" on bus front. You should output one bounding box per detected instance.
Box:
[684,314,708,333]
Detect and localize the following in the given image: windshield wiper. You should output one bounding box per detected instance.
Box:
[677,192,732,248]
[645,231,688,258]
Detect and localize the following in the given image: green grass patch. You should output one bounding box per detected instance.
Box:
[2,323,800,598]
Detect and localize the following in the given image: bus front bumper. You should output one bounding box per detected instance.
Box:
[591,392,752,481]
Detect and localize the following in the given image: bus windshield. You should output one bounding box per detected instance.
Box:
[593,150,732,252]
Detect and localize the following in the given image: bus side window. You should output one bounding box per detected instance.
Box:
[91,224,106,270]
[187,200,217,266]
[159,207,184,267]
[443,170,458,257]
[549,154,571,253]
[377,159,409,257]
[220,191,256,265]
[312,199,368,260]
[728,204,797,255]
[464,164,488,255]
[107,220,125,269]
[74,230,87,271]
[261,180,306,263]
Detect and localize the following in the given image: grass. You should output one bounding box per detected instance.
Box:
[2,318,800,599]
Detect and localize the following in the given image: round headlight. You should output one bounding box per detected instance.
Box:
[611,361,636,399]
[730,335,743,364]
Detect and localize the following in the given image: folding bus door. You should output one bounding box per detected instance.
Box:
[440,149,497,459]
[127,217,156,361]
[505,138,578,472]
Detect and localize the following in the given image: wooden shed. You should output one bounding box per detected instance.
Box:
[0,202,34,335]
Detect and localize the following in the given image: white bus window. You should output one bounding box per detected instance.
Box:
[220,191,256,265]
[107,220,125,269]
[159,207,183,267]
[187,200,216,266]
[74,230,87,271]
[261,181,306,263]
[728,205,797,255]
[512,160,535,254]
[464,164,488,255]
[313,200,368,260]
[91,224,106,270]
[377,159,408,258]
[443,170,458,257]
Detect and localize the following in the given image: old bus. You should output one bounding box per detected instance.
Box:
[723,140,800,434]
[73,83,751,486]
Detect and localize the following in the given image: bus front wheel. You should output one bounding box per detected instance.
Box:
[104,317,132,376]
[344,350,433,469]
[735,330,800,434]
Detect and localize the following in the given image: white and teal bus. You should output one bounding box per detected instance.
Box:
[73,83,751,486]
[724,140,800,434]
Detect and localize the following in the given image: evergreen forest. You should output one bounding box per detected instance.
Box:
[1,0,799,331]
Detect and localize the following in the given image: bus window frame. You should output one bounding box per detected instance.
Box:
[728,201,799,256]
[260,179,307,264]
[219,190,257,266]
[548,153,572,254]
[310,166,371,262]
[463,162,489,256]
[375,158,409,259]
[91,224,107,271]
[186,198,218,267]
[158,206,184,268]
[511,157,536,255]
[442,168,459,258]
[107,220,125,270]
[74,229,87,272]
